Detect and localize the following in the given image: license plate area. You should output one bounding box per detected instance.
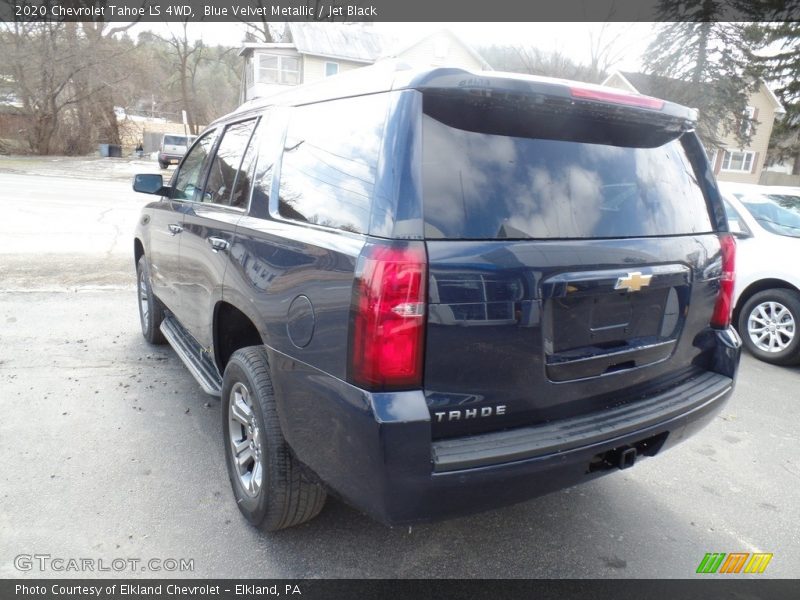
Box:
[552,287,671,351]
[542,265,690,381]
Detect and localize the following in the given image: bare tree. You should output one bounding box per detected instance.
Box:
[191,45,242,125]
[73,21,139,149]
[587,23,631,83]
[0,18,140,154]
[0,18,243,154]
[150,22,205,134]
[481,44,597,82]
[237,14,284,43]
[3,22,90,153]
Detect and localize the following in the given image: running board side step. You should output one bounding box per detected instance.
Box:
[160,316,222,396]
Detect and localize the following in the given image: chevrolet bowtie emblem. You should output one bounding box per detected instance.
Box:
[615,271,652,292]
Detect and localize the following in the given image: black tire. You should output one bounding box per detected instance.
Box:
[136,255,166,345]
[738,288,800,366]
[158,161,169,169]
[222,346,326,531]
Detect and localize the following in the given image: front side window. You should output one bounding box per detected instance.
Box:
[257,54,300,85]
[172,131,217,202]
[203,119,258,207]
[721,150,755,173]
[276,94,389,234]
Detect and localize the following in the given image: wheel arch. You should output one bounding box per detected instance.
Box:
[134,238,145,267]
[213,301,265,374]
[734,278,800,325]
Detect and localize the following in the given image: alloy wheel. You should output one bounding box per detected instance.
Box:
[138,267,150,330]
[227,382,263,497]
[747,301,796,353]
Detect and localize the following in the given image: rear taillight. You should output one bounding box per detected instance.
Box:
[569,86,665,110]
[349,242,427,391]
[711,234,736,329]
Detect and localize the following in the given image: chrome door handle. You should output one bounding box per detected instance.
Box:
[168,223,183,235]
[207,237,230,252]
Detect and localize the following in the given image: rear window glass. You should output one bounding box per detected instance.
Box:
[421,98,714,240]
[163,135,191,146]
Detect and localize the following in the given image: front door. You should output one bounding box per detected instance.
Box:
[163,129,219,325]
[179,117,261,349]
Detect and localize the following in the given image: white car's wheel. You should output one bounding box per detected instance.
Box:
[738,289,800,366]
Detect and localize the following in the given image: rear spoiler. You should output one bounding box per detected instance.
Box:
[411,70,697,131]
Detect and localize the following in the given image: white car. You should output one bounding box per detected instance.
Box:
[719,184,800,365]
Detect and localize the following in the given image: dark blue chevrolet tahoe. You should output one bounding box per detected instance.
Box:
[132,66,741,531]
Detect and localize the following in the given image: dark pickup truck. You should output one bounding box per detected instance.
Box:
[132,65,741,531]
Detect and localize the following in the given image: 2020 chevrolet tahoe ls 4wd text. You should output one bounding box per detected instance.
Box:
[132,66,741,531]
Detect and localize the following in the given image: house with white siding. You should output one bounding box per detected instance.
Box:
[239,24,490,104]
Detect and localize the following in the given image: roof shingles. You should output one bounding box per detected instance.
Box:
[288,23,391,63]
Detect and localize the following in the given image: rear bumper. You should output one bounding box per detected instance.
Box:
[269,327,741,525]
[432,369,731,473]
[158,152,183,163]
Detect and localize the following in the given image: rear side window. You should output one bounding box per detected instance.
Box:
[276,94,389,234]
[203,119,258,207]
[421,96,714,240]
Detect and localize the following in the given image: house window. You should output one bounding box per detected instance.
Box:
[244,58,253,89]
[721,150,755,173]
[256,54,300,85]
[324,62,339,77]
[707,148,718,170]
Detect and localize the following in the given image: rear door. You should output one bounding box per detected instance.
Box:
[419,90,726,439]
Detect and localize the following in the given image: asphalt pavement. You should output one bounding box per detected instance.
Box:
[0,160,798,578]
